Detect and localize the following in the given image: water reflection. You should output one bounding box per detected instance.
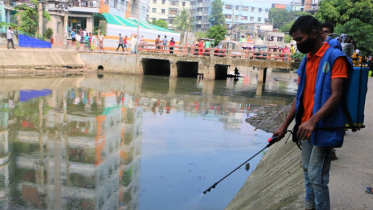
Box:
[0,72,296,210]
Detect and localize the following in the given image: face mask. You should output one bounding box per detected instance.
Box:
[296,37,316,54]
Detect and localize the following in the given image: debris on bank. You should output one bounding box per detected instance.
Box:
[246,105,291,133]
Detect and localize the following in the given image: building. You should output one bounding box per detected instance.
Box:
[302,0,318,14]
[147,0,191,31]
[272,3,286,9]
[191,0,271,32]
[223,0,271,31]
[237,23,286,48]
[285,2,304,12]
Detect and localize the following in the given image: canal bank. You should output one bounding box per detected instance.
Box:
[226,79,373,209]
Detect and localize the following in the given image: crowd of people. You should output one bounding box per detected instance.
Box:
[71,28,105,52]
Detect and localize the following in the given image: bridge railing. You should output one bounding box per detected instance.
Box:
[137,43,294,61]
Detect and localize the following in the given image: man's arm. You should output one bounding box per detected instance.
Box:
[296,78,344,140]
[273,97,296,140]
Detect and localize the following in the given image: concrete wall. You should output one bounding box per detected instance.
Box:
[78,53,137,73]
[0,50,85,69]
[47,13,65,46]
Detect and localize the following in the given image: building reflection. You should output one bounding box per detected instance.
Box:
[0,73,296,209]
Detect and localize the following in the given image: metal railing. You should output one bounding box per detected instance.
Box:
[136,43,294,61]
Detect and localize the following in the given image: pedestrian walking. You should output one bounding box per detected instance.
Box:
[198,39,204,56]
[155,35,161,50]
[7,27,15,49]
[83,28,87,37]
[163,36,168,50]
[98,32,105,51]
[116,34,125,52]
[88,32,92,50]
[131,35,137,54]
[91,33,96,51]
[290,44,296,54]
[170,37,175,54]
[75,33,81,51]
[79,29,84,44]
[273,16,351,210]
[71,29,76,44]
[124,35,128,52]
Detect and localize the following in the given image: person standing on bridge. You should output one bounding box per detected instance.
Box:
[198,39,204,56]
[163,36,168,50]
[131,34,137,54]
[170,37,175,54]
[273,16,350,210]
[155,35,161,50]
[124,35,128,52]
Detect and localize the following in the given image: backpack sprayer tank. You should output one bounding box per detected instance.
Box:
[337,35,369,130]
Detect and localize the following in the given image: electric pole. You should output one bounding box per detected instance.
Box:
[231,6,234,40]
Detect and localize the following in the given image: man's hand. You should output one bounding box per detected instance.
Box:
[273,127,287,141]
[296,119,317,141]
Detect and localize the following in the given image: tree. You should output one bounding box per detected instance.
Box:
[209,0,226,26]
[284,35,292,43]
[195,31,207,40]
[207,25,227,45]
[315,0,373,54]
[13,0,50,34]
[174,8,192,31]
[152,19,168,29]
[268,8,309,30]
[279,21,294,33]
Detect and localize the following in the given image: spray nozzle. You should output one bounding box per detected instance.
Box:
[267,136,278,146]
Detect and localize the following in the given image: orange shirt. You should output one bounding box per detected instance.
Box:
[301,42,348,123]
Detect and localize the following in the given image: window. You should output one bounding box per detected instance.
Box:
[269,36,274,41]
[182,2,186,6]
[153,0,156,3]
[169,19,174,24]
[242,6,248,11]
[197,16,202,20]
[161,9,165,13]
[241,16,248,20]
[265,9,268,12]
[225,5,232,9]
[277,37,284,42]
[162,0,165,4]
[152,8,156,12]
[251,7,255,12]
[171,1,178,6]
[225,14,231,19]
[57,22,60,33]
[235,15,238,20]
[226,24,229,29]
[259,8,262,13]
[198,0,202,3]
[197,7,203,12]
[235,6,239,10]
[170,10,177,15]
[257,17,261,22]
[203,16,208,21]
[205,7,209,12]
[250,16,254,21]
[191,1,196,5]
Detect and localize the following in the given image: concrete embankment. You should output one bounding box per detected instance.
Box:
[226,80,373,210]
[0,49,85,70]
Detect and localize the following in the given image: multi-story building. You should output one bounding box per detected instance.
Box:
[147,0,191,31]
[285,2,304,12]
[302,0,318,14]
[237,23,286,48]
[190,0,210,31]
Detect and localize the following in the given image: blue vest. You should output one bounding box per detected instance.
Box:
[294,38,353,147]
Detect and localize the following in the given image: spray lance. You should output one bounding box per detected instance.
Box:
[203,130,292,194]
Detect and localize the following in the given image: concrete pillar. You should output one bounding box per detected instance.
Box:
[6,10,10,24]
[63,13,68,49]
[256,82,263,96]
[170,61,177,77]
[202,80,215,95]
[38,2,43,35]
[204,65,215,80]
[257,69,264,83]
[135,58,144,74]
[86,16,93,33]
[169,77,177,94]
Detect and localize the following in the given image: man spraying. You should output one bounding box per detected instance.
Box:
[273,16,351,210]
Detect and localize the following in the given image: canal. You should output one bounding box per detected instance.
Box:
[0,71,297,210]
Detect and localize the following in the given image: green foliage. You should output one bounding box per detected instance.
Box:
[122,166,133,187]
[13,0,50,34]
[45,28,53,39]
[195,31,207,40]
[280,21,294,33]
[284,35,292,43]
[291,52,306,62]
[269,8,310,30]
[173,8,193,31]
[315,0,373,54]
[152,19,168,29]
[94,26,106,36]
[207,24,227,45]
[209,0,226,26]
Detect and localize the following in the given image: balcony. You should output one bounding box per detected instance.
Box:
[68,0,100,13]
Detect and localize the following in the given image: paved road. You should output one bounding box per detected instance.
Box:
[329,78,373,209]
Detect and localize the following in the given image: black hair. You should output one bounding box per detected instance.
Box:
[165,36,167,38]
[321,22,334,33]
[289,15,322,37]
[9,27,11,29]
